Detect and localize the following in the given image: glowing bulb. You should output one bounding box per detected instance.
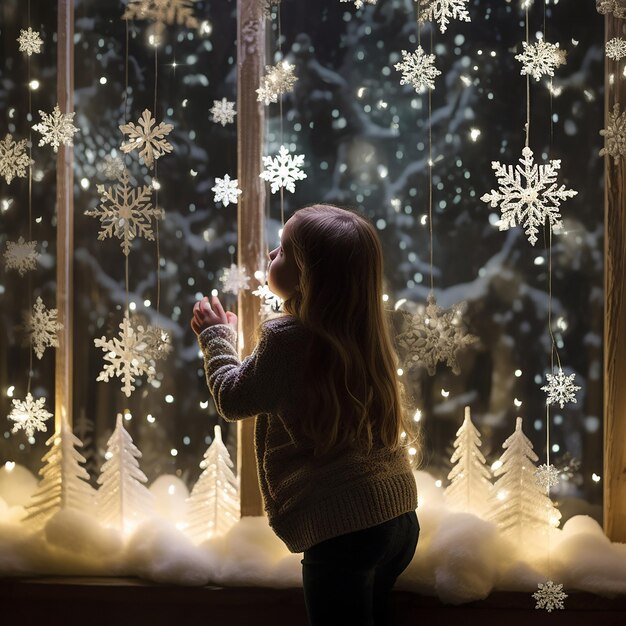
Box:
[592,473,601,483]
[435,480,442,488]
[441,389,450,398]
[147,414,155,423]
[170,448,178,457]
[7,385,15,397]
[496,489,508,501]
[397,368,404,376]
[491,460,503,471]
[515,369,522,377]
[514,398,522,407]
[144,299,151,307]
[4,461,15,472]
[413,409,422,422]
[469,128,481,141]
[29,79,40,90]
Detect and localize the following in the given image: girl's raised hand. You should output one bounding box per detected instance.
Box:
[191,294,237,336]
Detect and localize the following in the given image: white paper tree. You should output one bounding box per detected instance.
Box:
[97,414,155,535]
[445,406,493,517]
[186,425,240,543]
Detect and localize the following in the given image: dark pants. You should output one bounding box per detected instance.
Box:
[301,510,419,626]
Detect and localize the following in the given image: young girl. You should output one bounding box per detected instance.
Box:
[191,204,419,626]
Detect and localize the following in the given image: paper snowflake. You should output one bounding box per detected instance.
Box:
[418,0,471,33]
[123,0,199,29]
[7,392,53,438]
[541,368,581,409]
[210,98,237,126]
[17,27,43,56]
[339,0,377,8]
[101,154,126,179]
[535,463,560,492]
[397,293,476,376]
[4,237,39,276]
[0,134,32,184]
[256,62,297,105]
[85,170,162,256]
[94,315,155,398]
[596,0,626,18]
[606,38,626,61]
[212,175,242,207]
[253,282,284,316]
[481,146,577,246]
[33,104,79,153]
[24,296,63,360]
[220,264,251,295]
[394,47,442,93]
[533,580,567,612]
[260,145,307,193]
[140,324,173,362]
[515,40,562,82]
[600,103,626,161]
[120,109,173,168]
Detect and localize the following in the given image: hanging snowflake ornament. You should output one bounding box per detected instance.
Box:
[85,169,163,256]
[339,0,378,8]
[600,103,626,160]
[260,144,307,193]
[397,293,477,376]
[418,0,471,34]
[7,392,53,439]
[0,134,32,184]
[4,237,39,276]
[541,368,581,409]
[220,264,251,295]
[596,0,626,18]
[23,296,63,360]
[256,62,297,105]
[535,463,560,492]
[119,109,173,168]
[140,324,173,362]
[17,27,43,56]
[606,37,626,61]
[252,282,284,316]
[210,98,237,126]
[212,175,242,207]
[533,580,567,612]
[33,104,79,153]
[515,40,562,82]
[394,47,442,93]
[100,154,126,179]
[122,0,199,29]
[481,146,578,246]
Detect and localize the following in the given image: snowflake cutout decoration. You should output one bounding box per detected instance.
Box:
[7,393,53,439]
[33,104,79,153]
[541,368,581,409]
[123,0,199,30]
[600,103,626,160]
[210,98,237,126]
[253,282,284,316]
[212,175,242,207]
[596,0,626,18]
[533,580,567,612]
[23,297,63,360]
[4,237,39,276]
[256,62,297,105]
[418,0,471,34]
[120,109,173,168]
[339,0,378,8]
[101,154,126,179]
[220,264,251,295]
[0,134,32,184]
[397,293,476,376]
[17,28,43,56]
[481,146,577,246]
[260,145,307,193]
[515,40,562,82]
[140,324,173,362]
[606,38,626,61]
[535,463,560,492]
[94,314,155,397]
[394,47,442,93]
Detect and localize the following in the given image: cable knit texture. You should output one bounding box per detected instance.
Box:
[198,315,418,553]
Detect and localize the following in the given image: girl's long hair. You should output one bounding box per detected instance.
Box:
[280,204,418,459]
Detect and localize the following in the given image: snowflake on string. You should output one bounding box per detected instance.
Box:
[94,315,155,398]
[4,237,39,276]
[600,103,626,161]
[123,0,199,29]
[212,175,242,207]
[339,0,378,8]
[0,134,32,184]
[535,463,560,491]
[253,282,284,316]
[418,0,471,34]
[256,62,297,105]
[141,324,173,362]
[220,264,251,295]
[101,155,126,180]
[260,145,307,193]
[120,109,173,168]
[23,297,63,360]
[394,47,442,93]
[606,38,626,61]
[210,98,237,126]
[397,293,477,376]
[533,580,567,612]
[33,104,79,153]
[17,27,43,56]
[515,40,562,81]
[541,368,581,409]
[85,169,162,256]
[481,146,578,246]
[596,0,626,18]
[7,393,53,439]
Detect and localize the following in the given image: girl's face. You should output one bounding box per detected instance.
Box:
[267,219,300,300]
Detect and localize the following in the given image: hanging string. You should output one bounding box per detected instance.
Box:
[123,19,130,318]
[428,27,434,293]
[278,3,285,227]
[154,43,161,315]
[525,4,530,148]
[26,0,33,395]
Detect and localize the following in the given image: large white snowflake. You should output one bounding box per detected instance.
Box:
[515,40,562,82]
[0,134,32,184]
[220,264,251,295]
[24,296,63,360]
[7,393,53,438]
[397,293,476,376]
[394,47,441,93]
[210,98,237,126]
[33,104,79,153]
[101,154,126,179]
[339,0,377,8]
[85,169,162,256]
[94,315,155,398]
[256,62,297,105]
[541,368,581,409]
[600,103,626,160]
[535,463,560,492]
[481,146,578,246]
[418,0,471,34]
[596,0,626,18]
[4,237,39,276]
[120,109,173,168]
[212,175,242,207]
[17,28,43,56]
[260,145,307,193]
[606,37,626,61]
[533,580,567,612]
[122,0,199,29]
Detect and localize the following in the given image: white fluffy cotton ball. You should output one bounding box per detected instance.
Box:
[0,462,38,507]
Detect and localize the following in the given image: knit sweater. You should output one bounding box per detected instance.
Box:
[197,315,418,553]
